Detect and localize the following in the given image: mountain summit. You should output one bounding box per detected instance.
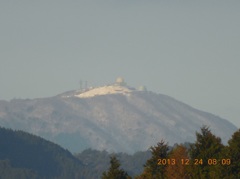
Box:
[0,78,237,153]
[75,77,135,98]
[63,77,145,98]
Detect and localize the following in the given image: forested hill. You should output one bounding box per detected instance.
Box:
[0,126,151,178]
[1,126,240,178]
[0,127,86,178]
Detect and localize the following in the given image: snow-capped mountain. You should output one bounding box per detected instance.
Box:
[0,79,237,153]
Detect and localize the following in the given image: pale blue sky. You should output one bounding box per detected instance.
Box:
[1,1,240,127]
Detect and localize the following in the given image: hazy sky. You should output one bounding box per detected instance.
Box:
[1,1,240,127]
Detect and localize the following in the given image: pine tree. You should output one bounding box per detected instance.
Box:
[136,140,169,179]
[223,129,240,178]
[101,155,130,179]
[188,126,224,178]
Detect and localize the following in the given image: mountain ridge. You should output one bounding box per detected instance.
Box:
[0,81,237,153]
[0,126,85,178]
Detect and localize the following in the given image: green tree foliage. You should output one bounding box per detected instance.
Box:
[222,129,240,178]
[2,125,240,178]
[0,160,39,179]
[136,140,169,179]
[188,126,224,178]
[101,155,131,179]
[0,127,84,179]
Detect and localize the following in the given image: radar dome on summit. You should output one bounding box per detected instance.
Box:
[115,77,126,86]
[138,85,147,91]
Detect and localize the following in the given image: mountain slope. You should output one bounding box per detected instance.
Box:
[0,127,85,178]
[0,83,237,153]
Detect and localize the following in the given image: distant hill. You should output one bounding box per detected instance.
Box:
[0,127,85,178]
[0,127,152,178]
[0,80,237,153]
[76,148,152,178]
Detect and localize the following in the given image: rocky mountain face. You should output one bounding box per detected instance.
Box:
[0,83,237,153]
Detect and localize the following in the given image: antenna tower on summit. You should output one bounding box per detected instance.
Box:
[79,80,83,91]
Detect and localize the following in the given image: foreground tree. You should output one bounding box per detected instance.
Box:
[101,155,130,179]
[222,129,240,178]
[136,140,169,179]
[189,126,224,178]
[165,144,190,179]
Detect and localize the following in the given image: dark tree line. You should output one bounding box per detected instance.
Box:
[0,127,85,179]
[1,126,239,178]
[102,126,240,179]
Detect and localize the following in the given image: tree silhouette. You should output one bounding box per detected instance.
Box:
[136,140,169,179]
[223,129,240,178]
[166,144,190,179]
[101,155,130,179]
[189,126,224,178]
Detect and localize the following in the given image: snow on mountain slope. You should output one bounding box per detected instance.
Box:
[75,85,134,98]
[0,80,237,153]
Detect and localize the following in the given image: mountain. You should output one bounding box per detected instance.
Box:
[76,148,152,178]
[0,126,152,178]
[0,127,86,178]
[0,79,237,153]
